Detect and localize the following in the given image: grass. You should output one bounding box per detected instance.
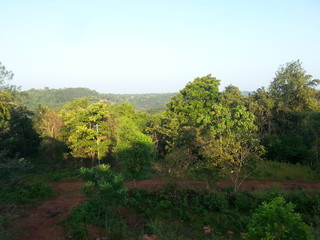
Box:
[0,181,55,205]
[22,170,79,183]
[249,161,319,182]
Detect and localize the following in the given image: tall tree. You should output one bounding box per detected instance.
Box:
[0,62,14,119]
[159,74,263,190]
[34,106,66,167]
[263,60,320,165]
[61,99,113,165]
[200,105,264,192]
[167,74,220,127]
[113,117,155,186]
[247,87,275,137]
[155,74,221,154]
[269,60,319,113]
[112,103,155,185]
[0,106,40,157]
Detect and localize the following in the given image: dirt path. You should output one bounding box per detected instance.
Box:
[14,179,320,240]
[15,182,85,240]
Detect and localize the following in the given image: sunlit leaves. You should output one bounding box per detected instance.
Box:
[61,99,113,163]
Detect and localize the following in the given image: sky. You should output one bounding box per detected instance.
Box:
[1,0,320,94]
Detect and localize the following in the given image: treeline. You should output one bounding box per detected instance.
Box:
[1,60,319,191]
[21,87,176,111]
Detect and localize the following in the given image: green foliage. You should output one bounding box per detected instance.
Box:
[73,165,129,239]
[0,181,54,204]
[80,164,127,208]
[250,161,318,182]
[161,148,197,178]
[0,62,14,119]
[245,197,314,240]
[114,116,155,181]
[21,87,176,111]
[155,74,264,192]
[246,87,275,137]
[167,74,220,127]
[201,105,264,192]
[270,60,319,112]
[0,105,40,158]
[61,99,113,164]
[33,106,67,166]
[65,201,132,240]
[264,133,313,164]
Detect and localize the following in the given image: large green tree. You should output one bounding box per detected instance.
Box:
[247,87,275,137]
[0,105,40,157]
[112,103,155,185]
[261,60,320,165]
[155,74,221,155]
[270,60,319,113]
[157,75,263,190]
[200,105,264,192]
[0,62,14,119]
[61,99,113,165]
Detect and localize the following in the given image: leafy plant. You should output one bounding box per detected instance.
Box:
[79,164,127,234]
[245,197,314,240]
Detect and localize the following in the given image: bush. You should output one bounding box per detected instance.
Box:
[234,191,257,212]
[246,197,314,240]
[0,181,54,204]
[203,190,229,212]
[79,164,128,236]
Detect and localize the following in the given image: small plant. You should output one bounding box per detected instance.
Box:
[79,164,127,235]
[245,196,314,240]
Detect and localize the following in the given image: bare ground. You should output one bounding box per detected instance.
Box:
[14,181,85,240]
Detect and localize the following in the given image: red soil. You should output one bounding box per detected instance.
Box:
[13,179,320,240]
[15,181,85,240]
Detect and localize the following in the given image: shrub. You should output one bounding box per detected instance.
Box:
[79,164,128,235]
[246,197,314,240]
[0,181,54,204]
[203,190,229,212]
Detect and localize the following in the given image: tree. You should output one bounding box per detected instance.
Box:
[34,106,66,168]
[61,99,113,165]
[154,74,221,155]
[0,105,40,157]
[221,84,244,108]
[246,197,314,240]
[269,60,319,113]
[166,74,220,127]
[159,74,263,191]
[200,105,264,192]
[262,61,320,165]
[113,117,155,186]
[247,87,275,137]
[0,62,14,119]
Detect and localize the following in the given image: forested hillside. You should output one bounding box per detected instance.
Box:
[2,60,320,239]
[21,88,176,111]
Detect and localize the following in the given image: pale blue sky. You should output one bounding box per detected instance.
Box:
[1,0,319,93]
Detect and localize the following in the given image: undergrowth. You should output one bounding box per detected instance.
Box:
[66,182,320,240]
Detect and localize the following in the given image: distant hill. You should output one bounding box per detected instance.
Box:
[21,88,177,111]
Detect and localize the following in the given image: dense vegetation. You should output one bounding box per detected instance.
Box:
[1,60,320,239]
